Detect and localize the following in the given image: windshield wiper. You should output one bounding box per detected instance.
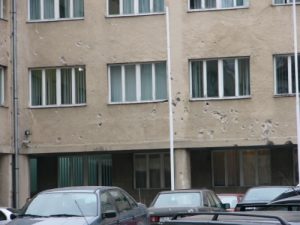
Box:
[49,214,81,217]
[19,214,49,218]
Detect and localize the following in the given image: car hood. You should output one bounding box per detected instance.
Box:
[7,216,97,225]
[148,207,212,216]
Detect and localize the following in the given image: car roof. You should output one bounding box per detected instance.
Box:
[157,189,211,194]
[39,186,120,194]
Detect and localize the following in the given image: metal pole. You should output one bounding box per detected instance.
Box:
[292,0,300,185]
[165,6,175,190]
[12,0,19,208]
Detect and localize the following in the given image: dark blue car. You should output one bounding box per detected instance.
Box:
[8,186,149,225]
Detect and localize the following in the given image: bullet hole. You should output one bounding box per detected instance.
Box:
[152,109,157,114]
[98,123,102,127]
[176,97,181,102]
[181,117,184,120]
[97,113,102,118]
[206,102,210,106]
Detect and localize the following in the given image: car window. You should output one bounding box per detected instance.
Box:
[109,189,132,212]
[100,191,117,213]
[243,187,290,202]
[0,211,6,221]
[207,193,218,208]
[121,190,138,208]
[218,196,238,208]
[153,192,202,208]
[210,192,223,208]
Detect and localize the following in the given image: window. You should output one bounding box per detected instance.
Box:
[212,149,271,187]
[108,0,165,16]
[29,0,84,21]
[189,0,248,10]
[274,54,300,95]
[190,57,250,99]
[109,62,167,103]
[0,0,6,19]
[0,67,4,106]
[134,153,170,189]
[30,66,86,107]
[273,0,300,5]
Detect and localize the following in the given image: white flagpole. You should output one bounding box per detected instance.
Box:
[292,0,300,185]
[166,6,175,190]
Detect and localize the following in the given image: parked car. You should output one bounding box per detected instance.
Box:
[217,193,244,211]
[235,186,292,211]
[161,211,300,225]
[0,208,15,225]
[148,189,228,225]
[7,186,149,225]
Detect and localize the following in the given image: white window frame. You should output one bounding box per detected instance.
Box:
[273,0,300,5]
[188,0,249,11]
[189,57,251,100]
[274,54,298,95]
[29,66,86,108]
[133,153,170,189]
[0,0,3,19]
[106,0,165,17]
[28,0,84,22]
[108,62,167,104]
[0,67,4,106]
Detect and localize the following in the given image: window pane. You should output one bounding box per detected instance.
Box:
[153,0,164,12]
[31,70,43,106]
[110,66,122,102]
[149,155,161,188]
[207,60,219,97]
[109,0,120,15]
[135,155,147,188]
[0,68,3,105]
[61,68,72,104]
[141,64,152,100]
[164,154,170,188]
[155,62,167,100]
[30,0,41,20]
[191,61,204,98]
[75,67,86,104]
[46,69,56,105]
[276,56,288,94]
[1,0,7,18]
[222,0,233,7]
[213,152,225,186]
[190,0,202,9]
[242,150,256,186]
[139,0,150,13]
[205,0,216,8]
[125,65,136,101]
[238,58,250,96]
[59,0,70,18]
[223,59,235,97]
[236,0,245,6]
[258,150,271,185]
[73,0,84,17]
[274,0,285,3]
[123,0,134,14]
[44,0,55,19]
[291,55,300,93]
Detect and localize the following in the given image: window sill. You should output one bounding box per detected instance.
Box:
[108,99,167,105]
[187,6,249,13]
[190,96,251,101]
[274,94,296,97]
[29,103,87,109]
[272,3,300,6]
[106,12,165,18]
[26,17,84,23]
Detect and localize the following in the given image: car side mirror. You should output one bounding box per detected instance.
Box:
[102,210,117,219]
[222,203,230,209]
[10,213,17,220]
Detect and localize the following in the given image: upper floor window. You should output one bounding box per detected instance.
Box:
[30,66,86,107]
[109,62,167,104]
[0,0,7,19]
[273,0,300,5]
[108,0,165,16]
[189,0,249,10]
[0,67,4,106]
[274,54,300,95]
[190,57,250,100]
[29,0,84,21]
[134,153,170,189]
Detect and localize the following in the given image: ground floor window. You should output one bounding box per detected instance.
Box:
[0,67,4,105]
[212,149,271,187]
[134,153,170,189]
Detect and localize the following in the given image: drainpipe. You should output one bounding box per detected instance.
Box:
[11,0,19,208]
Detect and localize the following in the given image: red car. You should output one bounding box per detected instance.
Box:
[217,193,244,211]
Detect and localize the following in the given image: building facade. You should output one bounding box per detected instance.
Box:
[0,0,299,208]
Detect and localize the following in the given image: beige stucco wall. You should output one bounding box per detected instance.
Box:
[11,0,300,156]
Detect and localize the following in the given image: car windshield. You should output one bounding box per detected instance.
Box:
[243,187,290,202]
[24,192,98,217]
[153,192,202,208]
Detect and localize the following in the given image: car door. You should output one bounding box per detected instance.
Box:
[207,192,224,212]
[108,189,136,225]
[100,191,119,225]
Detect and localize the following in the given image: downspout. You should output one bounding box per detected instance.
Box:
[11,0,19,208]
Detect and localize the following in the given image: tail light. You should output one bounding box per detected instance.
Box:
[150,216,160,223]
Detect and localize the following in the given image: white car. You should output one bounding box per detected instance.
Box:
[0,208,14,225]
